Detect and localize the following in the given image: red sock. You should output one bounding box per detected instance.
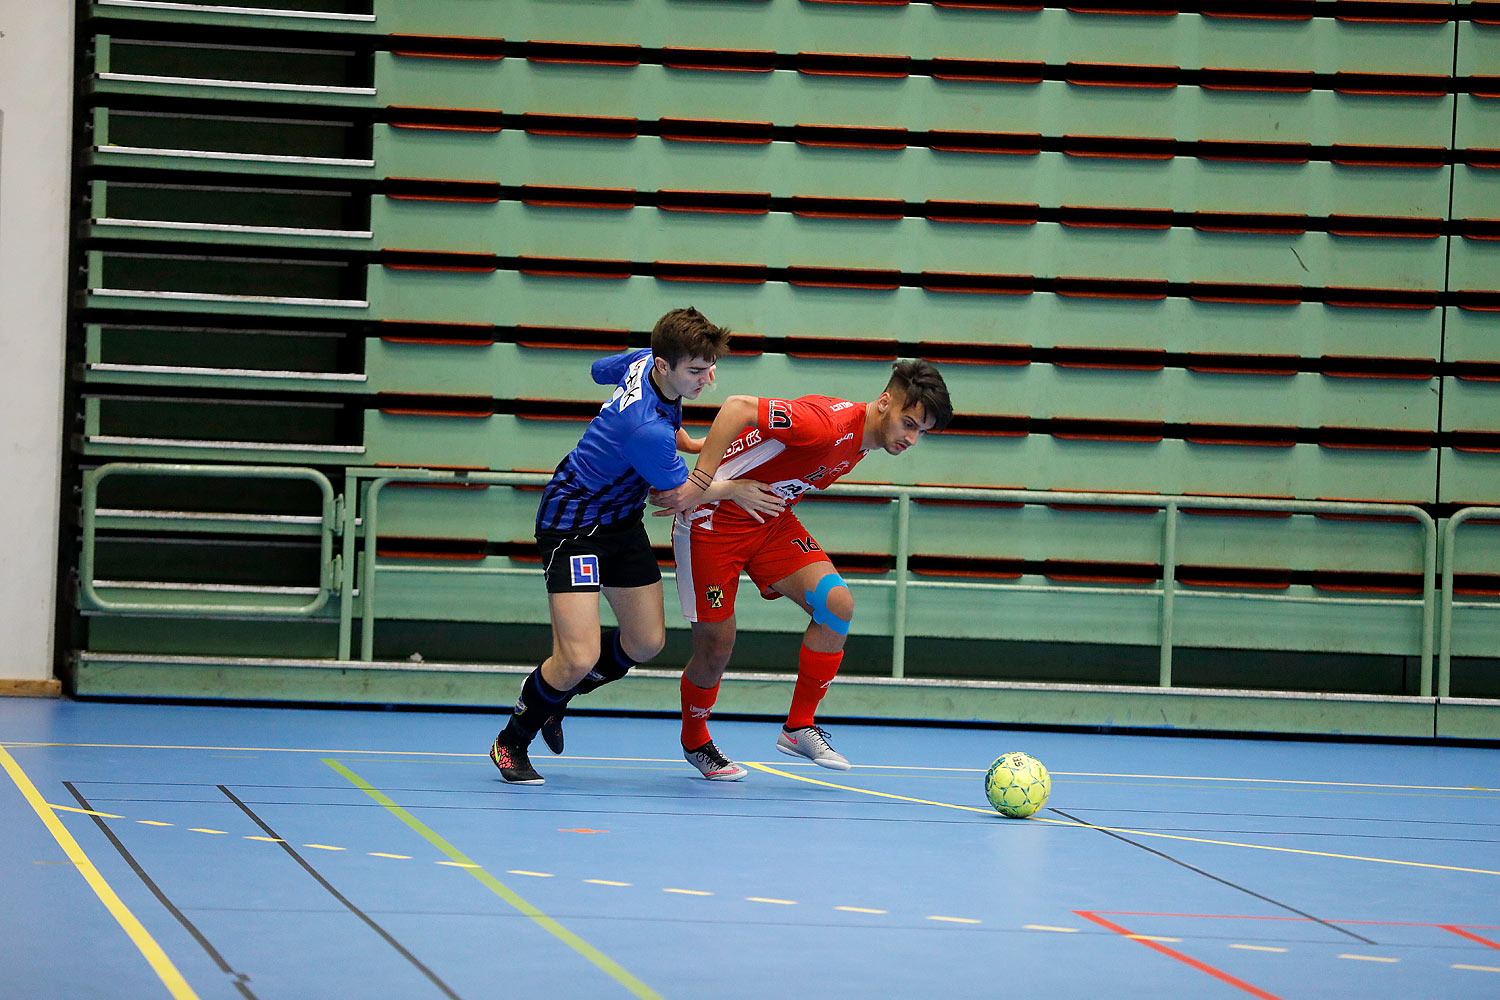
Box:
[786,646,843,729]
[680,676,720,749]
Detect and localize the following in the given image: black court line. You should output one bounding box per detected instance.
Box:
[216,785,464,1000]
[1049,807,1377,946]
[62,782,259,1000]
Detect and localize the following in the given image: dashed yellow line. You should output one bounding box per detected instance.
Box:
[1454,964,1500,973]
[838,906,887,914]
[663,888,712,896]
[928,916,981,925]
[47,803,124,819]
[1025,925,1079,933]
[747,897,796,905]
[1340,954,1399,963]
[586,879,631,887]
[369,852,411,860]
[302,844,344,852]
[244,836,283,843]
[508,870,554,878]
[1231,944,1288,953]
[187,828,226,835]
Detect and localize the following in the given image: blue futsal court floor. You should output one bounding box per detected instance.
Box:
[2,698,1498,1000]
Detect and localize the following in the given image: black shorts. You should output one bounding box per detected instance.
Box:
[536,516,662,594]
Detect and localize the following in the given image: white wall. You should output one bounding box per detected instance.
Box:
[0,4,75,683]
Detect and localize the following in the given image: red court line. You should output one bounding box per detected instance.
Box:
[1074,911,1285,1000]
[1440,926,1500,950]
[1095,911,1500,930]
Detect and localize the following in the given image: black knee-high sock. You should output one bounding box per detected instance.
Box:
[500,666,568,744]
[572,629,637,697]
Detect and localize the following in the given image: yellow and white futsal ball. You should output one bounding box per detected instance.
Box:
[984,751,1051,818]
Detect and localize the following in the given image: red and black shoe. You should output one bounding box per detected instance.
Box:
[490,735,544,784]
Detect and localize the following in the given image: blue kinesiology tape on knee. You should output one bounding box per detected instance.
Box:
[804,573,851,636]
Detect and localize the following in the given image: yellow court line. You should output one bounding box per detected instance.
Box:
[741,762,1500,877]
[325,759,664,1000]
[0,747,199,1000]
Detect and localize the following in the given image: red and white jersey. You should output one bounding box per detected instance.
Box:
[690,395,869,530]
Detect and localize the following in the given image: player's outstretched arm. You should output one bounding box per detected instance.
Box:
[689,394,761,478]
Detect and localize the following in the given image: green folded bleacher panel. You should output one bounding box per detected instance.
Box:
[375,56,1456,147]
[1438,449,1500,505]
[364,269,1442,356]
[371,483,540,541]
[366,345,1433,431]
[850,434,1438,502]
[1456,94,1500,151]
[373,129,1452,219]
[1448,237,1500,299]
[368,198,1448,289]
[1452,164,1500,228]
[1441,376,1500,433]
[375,3,1456,77]
[1457,19,1500,76]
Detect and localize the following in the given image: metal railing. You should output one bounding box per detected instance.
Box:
[342,469,1441,694]
[80,463,339,616]
[79,464,1485,696]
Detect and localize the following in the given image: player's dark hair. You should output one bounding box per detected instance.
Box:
[651,307,732,367]
[886,359,953,431]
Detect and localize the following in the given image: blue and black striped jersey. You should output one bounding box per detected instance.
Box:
[535,349,689,533]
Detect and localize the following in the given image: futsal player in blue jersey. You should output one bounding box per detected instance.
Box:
[490,307,784,784]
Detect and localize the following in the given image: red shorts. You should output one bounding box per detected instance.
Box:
[672,510,827,623]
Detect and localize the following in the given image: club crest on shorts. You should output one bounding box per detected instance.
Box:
[705,584,724,609]
[570,554,599,587]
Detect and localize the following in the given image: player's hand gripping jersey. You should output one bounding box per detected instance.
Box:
[687,395,869,531]
[536,349,689,532]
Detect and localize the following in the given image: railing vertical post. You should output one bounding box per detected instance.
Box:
[1159,500,1178,688]
[360,477,387,660]
[1420,511,1437,698]
[1435,508,1500,700]
[891,492,912,679]
[337,471,360,660]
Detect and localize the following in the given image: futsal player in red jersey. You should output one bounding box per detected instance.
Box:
[652,360,952,778]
